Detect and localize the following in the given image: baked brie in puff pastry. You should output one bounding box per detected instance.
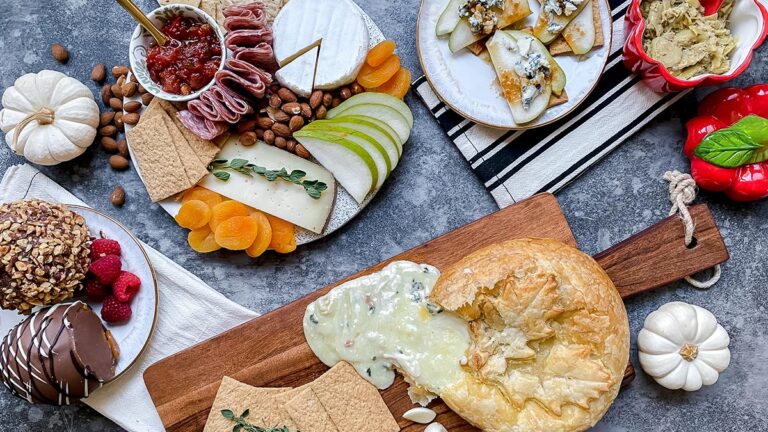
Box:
[430,239,630,432]
[303,238,629,432]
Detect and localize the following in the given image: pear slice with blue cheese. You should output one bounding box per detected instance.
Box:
[436,0,464,36]
[561,0,596,54]
[533,0,590,44]
[487,30,566,124]
[447,0,532,53]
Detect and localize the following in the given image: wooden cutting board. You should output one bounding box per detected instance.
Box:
[144,193,728,431]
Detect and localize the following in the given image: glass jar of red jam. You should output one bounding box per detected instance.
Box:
[145,16,222,95]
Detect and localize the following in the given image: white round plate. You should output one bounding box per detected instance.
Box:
[125,2,386,246]
[0,205,158,381]
[417,0,613,129]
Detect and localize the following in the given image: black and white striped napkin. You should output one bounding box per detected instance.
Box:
[413,0,689,208]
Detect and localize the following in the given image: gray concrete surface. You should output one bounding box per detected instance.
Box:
[0,0,766,430]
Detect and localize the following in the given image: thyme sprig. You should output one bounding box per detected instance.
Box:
[208,159,328,199]
[220,409,294,432]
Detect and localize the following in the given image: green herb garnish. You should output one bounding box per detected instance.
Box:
[208,159,328,199]
[220,409,294,432]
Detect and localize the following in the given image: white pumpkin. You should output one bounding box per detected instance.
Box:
[0,70,99,165]
[638,302,731,391]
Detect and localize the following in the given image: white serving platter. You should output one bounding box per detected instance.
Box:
[125,1,387,246]
[0,205,158,381]
[417,0,613,129]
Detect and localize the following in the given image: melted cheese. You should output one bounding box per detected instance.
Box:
[303,261,470,402]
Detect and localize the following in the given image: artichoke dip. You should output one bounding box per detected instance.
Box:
[641,0,736,79]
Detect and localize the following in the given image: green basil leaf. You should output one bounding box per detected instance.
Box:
[694,129,761,168]
[221,409,235,420]
[731,115,768,145]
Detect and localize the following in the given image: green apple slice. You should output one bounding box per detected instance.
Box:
[305,126,391,190]
[562,0,595,55]
[448,0,532,52]
[487,31,551,124]
[436,0,464,36]
[294,130,377,204]
[336,115,404,155]
[533,0,589,44]
[328,105,411,144]
[328,93,414,128]
[307,118,401,165]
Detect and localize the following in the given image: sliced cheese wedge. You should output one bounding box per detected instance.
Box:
[199,137,335,234]
[275,46,319,98]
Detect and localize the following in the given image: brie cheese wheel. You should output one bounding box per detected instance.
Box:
[275,46,319,98]
[199,137,335,234]
[273,0,369,90]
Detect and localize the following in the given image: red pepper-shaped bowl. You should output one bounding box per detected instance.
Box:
[623,0,768,93]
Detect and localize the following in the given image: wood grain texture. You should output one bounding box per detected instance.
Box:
[144,194,727,432]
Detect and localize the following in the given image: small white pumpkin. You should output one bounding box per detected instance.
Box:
[638,302,731,391]
[0,70,99,165]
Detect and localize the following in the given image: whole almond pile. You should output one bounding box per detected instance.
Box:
[237,83,365,158]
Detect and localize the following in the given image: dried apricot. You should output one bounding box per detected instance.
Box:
[246,211,273,258]
[375,67,412,100]
[265,214,296,254]
[366,40,396,68]
[181,187,223,208]
[209,200,249,231]
[357,54,401,89]
[175,200,212,230]
[215,216,259,251]
[188,227,221,253]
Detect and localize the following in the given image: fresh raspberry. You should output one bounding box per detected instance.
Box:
[90,239,122,260]
[89,255,122,285]
[112,271,141,303]
[101,296,132,323]
[85,279,109,302]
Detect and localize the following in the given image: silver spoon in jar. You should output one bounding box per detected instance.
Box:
[115,0,169,46]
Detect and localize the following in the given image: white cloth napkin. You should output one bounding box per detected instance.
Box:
[0,164,259,431]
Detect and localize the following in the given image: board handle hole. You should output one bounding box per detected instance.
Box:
[687,236,698,249]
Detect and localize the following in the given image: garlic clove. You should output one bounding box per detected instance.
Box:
[425,422,448,432]
[403,407,436,424]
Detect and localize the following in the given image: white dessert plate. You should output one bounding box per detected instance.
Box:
[125,2,386,246]
[0,205,158,381]
[417,0,613,129]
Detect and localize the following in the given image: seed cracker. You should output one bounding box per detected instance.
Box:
[309,362,399,432]
[126,114,194,202]
[285,387,339,432]
[203,377,294,432]
[157,99,221,163]
[160,111,211,185]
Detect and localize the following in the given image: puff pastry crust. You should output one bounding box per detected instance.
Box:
[430,238,630,432]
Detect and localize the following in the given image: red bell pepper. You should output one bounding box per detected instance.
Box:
[684,84,768,202]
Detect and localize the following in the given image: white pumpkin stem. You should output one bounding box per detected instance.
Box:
[663,171,722,290]
[679,343,699,362]
[12,107,55,150]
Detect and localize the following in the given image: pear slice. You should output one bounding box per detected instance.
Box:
[336,115,405,155]
[487,31,552,124]
[533,0,589,44]
[448,0,532,53]
[293,130,377,204]
[328,105,411,144]
[307,118,401,165]
[562,0,595,55]
[328,93,414,128]
[436,0,464,36]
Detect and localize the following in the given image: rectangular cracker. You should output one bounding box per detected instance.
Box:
[158,0,201,6]
[203,377,295,432]
[126,114,193,202]
[549,89,569,107]
[160,111,210,185]
[548,0,604,55]
[285,387,339,432]
[157,99,221,164]
[309,362,399,432]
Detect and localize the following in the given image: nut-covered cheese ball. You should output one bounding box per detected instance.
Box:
[0,200,92,313]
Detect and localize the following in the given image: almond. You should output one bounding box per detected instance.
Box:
[51,44,69,63]
[309,90,323,109]
[289,115,304,132]
[322,93,333,107]
[122,82,138,98]
[255,129,265,140]
[263,129,276,145]
[277,88,297,103]
[138,84,147,94]
[91,64,106,82]
[285,139,297,153]
[274,136,287,149]
[300,103,312,118]
[117,139,129,158]
[239,132,257,146]
[109,97,123,111]
[295,143,310,159]
[114,112,124,131]
[101,137,118,153]
[273,110,290,123]
[237,119,258,133]
[257,116,275,129]
[122,112,140,125]
[340,87,352,100]
[110,186,126,207]
[141,93,154,106]
[281,102,301,115]
[351,82,364,95]
[269,94,282,108]
[99,125,117,137]
[101,84,112,105]
[109,155,129,170]
[272,122,292,138]
[100,112,115,126]
[112,65,130,78]
[123,101,142,113]
[111,84,124,99]
[332,97,341,108]
[315,105,327,120]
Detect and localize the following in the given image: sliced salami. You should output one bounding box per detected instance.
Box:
[216,59,271,100]
[177,110,229,141]
[233,43,279,72]
[225,28,274,51]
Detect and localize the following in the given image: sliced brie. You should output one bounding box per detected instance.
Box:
[199,136,335,234]
[275,46,319,98]
[273,0,369,91]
